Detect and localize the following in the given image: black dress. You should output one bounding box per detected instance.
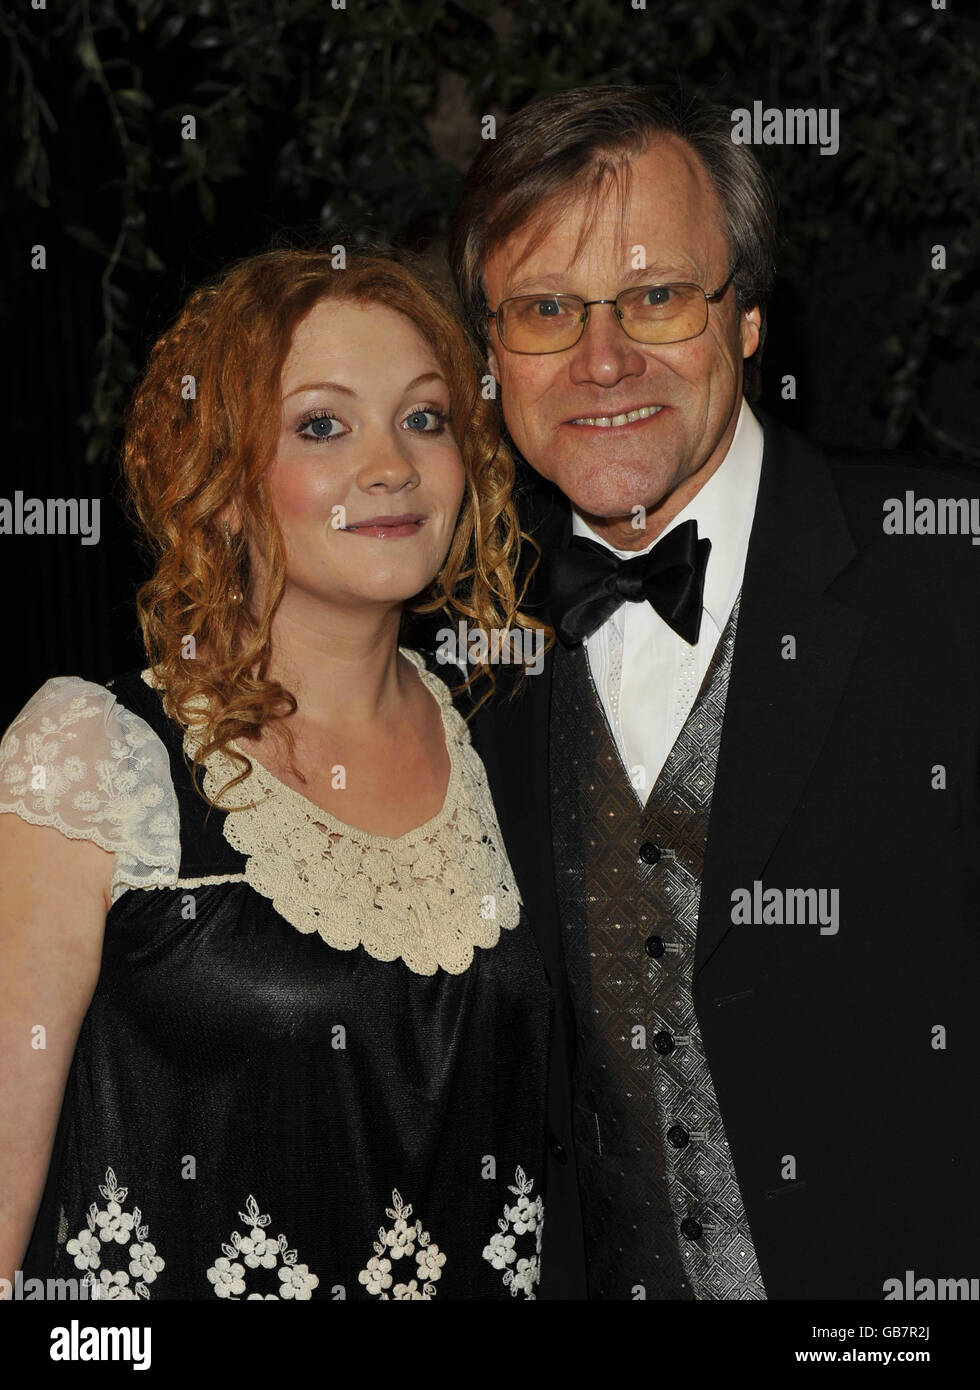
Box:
[2,647,553,1300]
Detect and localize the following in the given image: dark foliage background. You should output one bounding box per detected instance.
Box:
[2,0,978,725]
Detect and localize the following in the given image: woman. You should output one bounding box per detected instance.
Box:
[0,246,553,1300]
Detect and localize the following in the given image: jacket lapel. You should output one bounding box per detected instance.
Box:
[694,410,867,978]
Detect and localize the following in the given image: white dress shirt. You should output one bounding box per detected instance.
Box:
[570,398,764,804]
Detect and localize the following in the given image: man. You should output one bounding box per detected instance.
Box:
[434,85,980,1300]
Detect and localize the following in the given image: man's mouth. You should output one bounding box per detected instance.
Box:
[567,404,665,428]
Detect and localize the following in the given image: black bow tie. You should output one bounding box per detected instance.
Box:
[548,518,711,646]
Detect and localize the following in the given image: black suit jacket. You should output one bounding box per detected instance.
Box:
[415,407,980,1299]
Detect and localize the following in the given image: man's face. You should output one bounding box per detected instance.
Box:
[481,135,761,545]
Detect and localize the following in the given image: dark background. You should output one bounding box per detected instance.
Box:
[2,0,978,728]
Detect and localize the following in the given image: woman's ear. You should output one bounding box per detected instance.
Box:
[217,500,243,536]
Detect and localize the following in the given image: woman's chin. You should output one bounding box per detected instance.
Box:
[326,571,443,609]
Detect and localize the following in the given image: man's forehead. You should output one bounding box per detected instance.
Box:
[502,257,707,296]
[482,135,724,291]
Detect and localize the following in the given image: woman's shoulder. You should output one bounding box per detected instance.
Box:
[0,669,166,759]
[0,671,181,886]
[1,672,138,757]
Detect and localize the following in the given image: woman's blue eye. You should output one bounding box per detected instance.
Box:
[296,407,448,444]
[297,412,341,440]
[404,409,449,432]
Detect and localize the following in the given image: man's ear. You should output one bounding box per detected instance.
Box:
[740,304,762,360]
[487,342,502,383]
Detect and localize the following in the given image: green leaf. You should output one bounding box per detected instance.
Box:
[76,34,101,74]
[116,88,153,111]
[157,14,186,46]
[66,224,111,258]
[190,28,230,49]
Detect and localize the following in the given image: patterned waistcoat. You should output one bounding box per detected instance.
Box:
[550,593,766,1300]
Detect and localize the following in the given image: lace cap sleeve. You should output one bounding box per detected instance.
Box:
[0,675,180,903]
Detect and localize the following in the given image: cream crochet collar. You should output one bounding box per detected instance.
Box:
[140,647,521,975]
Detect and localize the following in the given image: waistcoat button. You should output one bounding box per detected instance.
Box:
[653,1031,675,1054]
[680,1217,703,1240]
[644,934,666,958]
[667,1125,690,1148]
[638,841,662,865]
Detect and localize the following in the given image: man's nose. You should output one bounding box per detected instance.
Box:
[567,303,648,384]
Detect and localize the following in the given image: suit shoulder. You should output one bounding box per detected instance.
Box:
[822,440,980,500]
[759,404,980,587]
[809,440,980,561]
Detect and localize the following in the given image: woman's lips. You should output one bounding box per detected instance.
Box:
[341,515,427,539]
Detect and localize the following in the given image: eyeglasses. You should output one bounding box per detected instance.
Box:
[486,269,737,354]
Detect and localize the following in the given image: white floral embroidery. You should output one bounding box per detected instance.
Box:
[483,1230,516,1269]
[62,1171,543,1300]
[359,1190,445,1300]
[360,1255,392,1296]
[0,678,180,902]
[206,1195,319,1300]
[64,1168,164,1300]
[140,647,522,976]
[482,1167,543,1300]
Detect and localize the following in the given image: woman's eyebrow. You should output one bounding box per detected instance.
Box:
[283,371,446,402]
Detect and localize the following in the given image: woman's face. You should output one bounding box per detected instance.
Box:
[246,297,466,616]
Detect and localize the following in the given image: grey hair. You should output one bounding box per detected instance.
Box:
[448,85,778,399]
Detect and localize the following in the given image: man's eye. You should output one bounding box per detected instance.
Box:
[644,286,673,307]
[526,297,575,319]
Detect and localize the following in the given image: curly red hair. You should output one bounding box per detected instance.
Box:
[120,244,550,811]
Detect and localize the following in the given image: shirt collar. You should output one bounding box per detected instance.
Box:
[569,398,764,632]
